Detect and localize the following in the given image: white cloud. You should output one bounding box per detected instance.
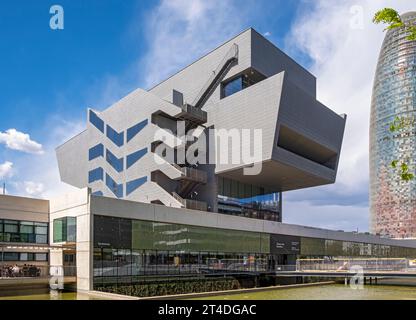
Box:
[263,31,271,37]
[0,129,44,155]
[0,161,13,179]
[283,0,415,231]
[5,118,83,199]
[22,181,45,197]
[140,0,249,88]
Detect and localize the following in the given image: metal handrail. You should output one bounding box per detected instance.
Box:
[192,43,239,108]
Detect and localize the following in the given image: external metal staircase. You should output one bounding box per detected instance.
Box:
[150,43,239,211]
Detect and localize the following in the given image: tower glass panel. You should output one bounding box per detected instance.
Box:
[370,12,416,238]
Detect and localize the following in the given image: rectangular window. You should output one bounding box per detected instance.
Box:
[20,222,34,234]
[88,167,104,183]
[106,125,124,147]
[222,77,242,98]
[53,218,65,243]
[89,143,104,161]
[3,252,19,261]
[35,253,48,261]
[53,217,76,243]
[35,225,48,235]
[4,223,18,233]
[36,234,48,244]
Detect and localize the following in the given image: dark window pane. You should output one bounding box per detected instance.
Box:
[35,253,48,261]
[4,224,18,233]
[127,119,148,142]
[36,234,48,244]
[88,167,104,183]
[89,110,104,133]
[92,191,103,196]
[53,218,66,243]
[126,148,147,169]
[106,125,124,147]
[223,77,242,98]
[89,143,104,161]
[35,226,48,235]
[126,176,147,196]
[4,252,19,261]
[67,217,77,242]
[106,150,124,172]
[20,223,34,234]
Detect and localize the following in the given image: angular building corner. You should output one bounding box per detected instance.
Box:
[370,12,416,239]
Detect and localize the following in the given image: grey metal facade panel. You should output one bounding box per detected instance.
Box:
[277,77,346,153]
[56,130,89,188]
[149,29,253,106]
[250,29,316,97]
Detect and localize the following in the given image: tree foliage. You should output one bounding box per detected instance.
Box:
[373,8,416,40]
[374,8,416,181]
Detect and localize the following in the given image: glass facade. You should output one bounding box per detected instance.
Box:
[217,177,281,221]
[0,252,48,262]
[53,217,76,243]
[0,220,48,244]
[370,13,416,238]
[92,215,416,287]
[300,237,416,258]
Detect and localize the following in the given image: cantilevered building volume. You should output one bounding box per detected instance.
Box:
[56,28,346,221]
[370,12,416,239]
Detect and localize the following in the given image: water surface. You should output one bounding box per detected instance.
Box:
[192,284,416,300]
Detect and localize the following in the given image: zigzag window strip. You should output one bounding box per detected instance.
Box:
[126,148,147,169]
[106,124,124,147]
[126,176,147,196]
[88,167,104,183]
[89,143,104,161]
[106,149,124,172]
[89,110,104,133]
[106,173,123,198]
[127,119,148,142]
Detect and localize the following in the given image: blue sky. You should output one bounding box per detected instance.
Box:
[0,0,414,231]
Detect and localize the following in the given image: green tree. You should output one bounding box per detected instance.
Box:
[373,8,416,40]
[373,8,416,181]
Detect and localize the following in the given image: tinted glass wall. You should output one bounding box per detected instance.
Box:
[300,237,416,258]
[217,177,281,222]
[94,215,269,253]
[0,220,48,244]
[53,217,76,243]
[369,13,416,238]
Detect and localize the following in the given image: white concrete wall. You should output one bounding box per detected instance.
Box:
[49,188,93,291]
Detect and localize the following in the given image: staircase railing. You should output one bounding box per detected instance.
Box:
[192,43,239,109]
